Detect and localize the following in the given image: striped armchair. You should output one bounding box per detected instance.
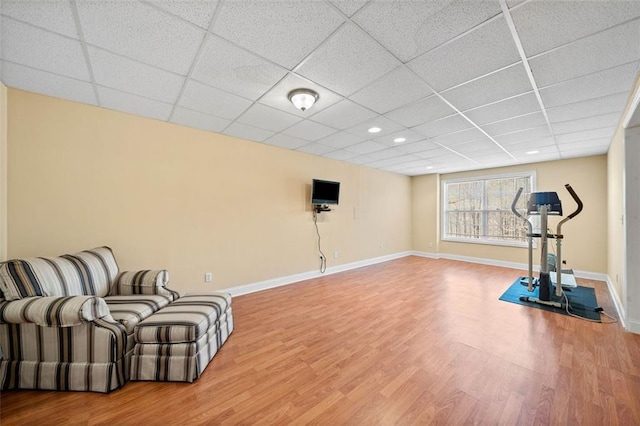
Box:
[0,247,179,393]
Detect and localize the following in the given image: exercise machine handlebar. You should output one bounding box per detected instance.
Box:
[511,187,534,291]
[563,184,583,220]
[555,184,583,297]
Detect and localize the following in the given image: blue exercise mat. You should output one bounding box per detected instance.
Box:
[499,277,600,321]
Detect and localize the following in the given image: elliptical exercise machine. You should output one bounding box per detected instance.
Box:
[510,184,583,308]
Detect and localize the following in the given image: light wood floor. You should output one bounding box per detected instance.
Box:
[1,256,639,425]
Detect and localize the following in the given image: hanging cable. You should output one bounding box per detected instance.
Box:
[313,210,327,273]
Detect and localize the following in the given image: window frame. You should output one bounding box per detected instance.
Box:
[441,171,537,248]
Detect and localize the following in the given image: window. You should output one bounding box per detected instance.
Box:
[442,172,536,246]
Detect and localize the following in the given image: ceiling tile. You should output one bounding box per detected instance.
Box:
[540,62,640,108]
[482,112,547,137]
[408,16,520,91]
[363,148,410,162]
[552,113,621,136]
[145,0,219,29]
[373,129,426,147]
[441,64,532,111]
[431,128,486,147]
[310,99,377,130]
[385,95,456,127]
[329,0,368,17]
[345,140,388,154]
[463,92,539,125]
[530,19,640,88]
[555,127,616,145]
[322,149,360,161]
[413,146,458,160]
[354,0,501,62]
[316,131,365,149]
[349,66,433,114]
[346,116,405,138]
[395,140,443,155]
[412,114,472,138]
[560,146,609,158]
[191,35,287,101]
[1,0,77,38]
[1,17,90,81]
[546,92,628,124]
[76,0,204,75]
[170,106,231,133]
[282,120,337,142]
[449,139,502,154]
[419,153,469,165]
[263,134,308,150]
[504,137,557,152]
[494,126,552,146]
[0,60,97,106]
[212,1,344,69]
[296,143,337,156]
[506,0,527,8]
[258,74,342,117]
[297,24,401,96]
[366,154,425,169]
[98,87,173,121]
[236,103,300,133]
[347,154,380,165]
[179,79,252,120]
[508,143,559,156]
[513,152,559,163]
[88,46,185,104]
[224,122,275,142]
[511,1,640,56]
[559,138,612,151]
[471,151,519,165]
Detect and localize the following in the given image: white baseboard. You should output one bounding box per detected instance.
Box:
[412,251,608,281]
[628,319,640,334]
[222,251,413,297]
[606,275,626,328]
[223,250,624,330]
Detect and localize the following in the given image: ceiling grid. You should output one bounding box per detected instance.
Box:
[1,0,639,175]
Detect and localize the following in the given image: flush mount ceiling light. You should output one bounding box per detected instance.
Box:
[368,127,382,133]
[288,88,319,112]
[393,137,406,143]
[526,150,539,155]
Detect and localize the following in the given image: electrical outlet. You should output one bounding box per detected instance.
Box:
[380,243,385,250]
[334,251,339,259]
[428,242,434,248]
[205,272,213,283]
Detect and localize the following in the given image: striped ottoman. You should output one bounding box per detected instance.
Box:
[130,292,233,382]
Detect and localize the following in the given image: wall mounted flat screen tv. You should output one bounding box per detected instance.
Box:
[312,179,340,205]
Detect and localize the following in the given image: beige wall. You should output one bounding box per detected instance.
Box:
[6,89,412,293]
[607,73,640,306]
[0,82,7,261]
[412,156,608,274]
[411,173,439,252]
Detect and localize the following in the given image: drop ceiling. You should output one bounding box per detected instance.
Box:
[1,0,639,176]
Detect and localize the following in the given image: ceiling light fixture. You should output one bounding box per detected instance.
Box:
[394,137,406,143]
[288,88,319,112]
[368,127,382,133]
[525,150,539,155]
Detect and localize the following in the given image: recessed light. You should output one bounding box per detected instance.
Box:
[525,150,539,155]
[426,166,433,169]
[394,137,406,143]
[368,127,382,133]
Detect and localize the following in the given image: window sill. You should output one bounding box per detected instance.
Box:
[442,237,532,249]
